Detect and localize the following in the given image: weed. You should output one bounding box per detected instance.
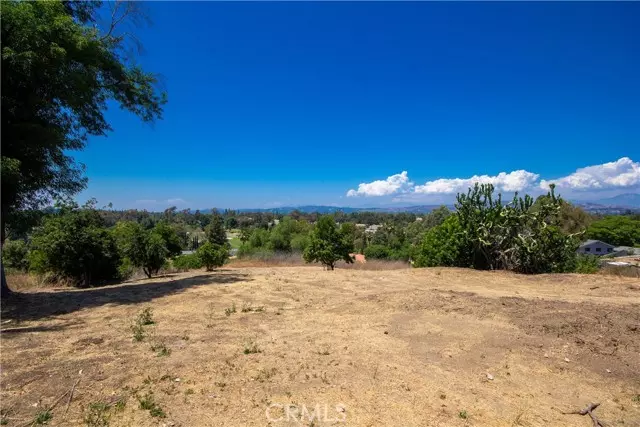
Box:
[137,392,166,418]
[215,382,227,389]
[149,406,166,418]
[131,322,146,342]
[241,301,253,312]
[150,341,171,357]
[131,307,155,341]
[633,394,640,403]
[459,410,468,419]
[225,302,237,317]
[439,393,446,400]
[33,410,52,425]
[0,419,7,426]
[243,339,261,354]
[138,308,155,325]
[84,402,110,427]
[255,367,277,382]
[114,398,126,412]
[185,388,195,395]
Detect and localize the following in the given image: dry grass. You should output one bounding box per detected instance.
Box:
[1,267,639,426]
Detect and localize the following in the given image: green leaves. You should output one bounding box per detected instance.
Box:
[413,184,581,274]
[303,216,353,270]
[196,242,228,271]
[1,0,166,234]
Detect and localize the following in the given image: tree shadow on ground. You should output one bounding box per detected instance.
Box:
[1,272,250,323]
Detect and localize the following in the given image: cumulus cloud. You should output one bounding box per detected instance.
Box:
[346,171,413,197]
[414,170,540,194]
[540,157,640,191]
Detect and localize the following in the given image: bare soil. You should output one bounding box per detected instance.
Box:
[1,267,639,426]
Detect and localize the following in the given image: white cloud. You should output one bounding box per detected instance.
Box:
[347,171,413,197]
[414,170,540,194]
[540,157,640,191]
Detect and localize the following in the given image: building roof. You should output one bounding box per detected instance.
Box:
[579,239,615,249]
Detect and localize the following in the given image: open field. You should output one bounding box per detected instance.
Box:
[1,267,639,426]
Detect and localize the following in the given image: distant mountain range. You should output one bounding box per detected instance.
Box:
[204,205,454,215]
[590,193,640,208]
[198,193,640,215]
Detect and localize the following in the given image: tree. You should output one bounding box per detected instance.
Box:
[196,241,228,271]
[112,221,168,278]
[1,0,166,295]
[453,183,579,273]
[206,214,228,247]
[303,216,353,270]
[587,216,640,247]
[153,221,182,257]
[29,203,121,287]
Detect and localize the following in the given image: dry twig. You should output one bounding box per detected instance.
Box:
[561,402,606,427]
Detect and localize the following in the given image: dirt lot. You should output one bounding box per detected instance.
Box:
[2,267,639,426]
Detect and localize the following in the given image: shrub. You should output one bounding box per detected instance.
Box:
[364,244,391,260]
[29,207,121,287]
[413,216,470,268]
[574,254,600,274]
[172,253,203,271]
[2,239,29,271]
[197,242,228,271]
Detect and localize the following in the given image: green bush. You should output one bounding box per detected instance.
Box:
[413,216,470,268]
[172,253,203,271]
[197,242,228,271]
[574,254,600,274]
[29,208,121,287]
[364,244,391,260]
[2,239,29,271]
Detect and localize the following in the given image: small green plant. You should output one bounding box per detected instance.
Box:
[633,394,640,403]
[185,388,195,395]
[137,392,166,418]
[131,307,156,341]
[150,341,171,357]
[113,398,126,412]
[84,402,110,427]
[243,339,261,354]
[459,410,468,419]
[131,322,146,342]
[574,254,600,274]
[225,302,237,317]
[241,301,253,312]
[138,308,154,325]
[1,418,7,426]
[33,410,53,425]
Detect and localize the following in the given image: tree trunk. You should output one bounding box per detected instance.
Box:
[1,208,12,298]
[1,263,10,299]
[143,267,152,278]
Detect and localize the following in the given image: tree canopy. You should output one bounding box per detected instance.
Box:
[303,216,353,270]
[1,0,166,294]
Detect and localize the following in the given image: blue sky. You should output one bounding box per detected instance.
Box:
[77,2,640,210]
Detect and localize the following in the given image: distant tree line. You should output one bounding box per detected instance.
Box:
[4,184,638,287]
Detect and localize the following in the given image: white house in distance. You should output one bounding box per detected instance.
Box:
[577,240,615,256]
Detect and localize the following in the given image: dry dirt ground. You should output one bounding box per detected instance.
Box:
[1,267,640,427]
